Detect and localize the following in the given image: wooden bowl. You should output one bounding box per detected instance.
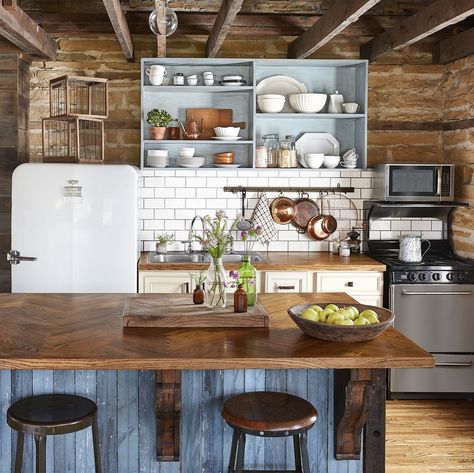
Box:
[287,302,394,342]
[215,152,234,164]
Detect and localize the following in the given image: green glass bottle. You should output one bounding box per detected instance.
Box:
[237,256,257,306]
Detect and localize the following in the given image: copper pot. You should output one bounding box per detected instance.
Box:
[215,151,234,164]
[307,196,337,240]
[291,193,319,234]
[270,195,296,225]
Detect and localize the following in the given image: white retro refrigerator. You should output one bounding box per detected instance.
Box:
[10,163,138,293]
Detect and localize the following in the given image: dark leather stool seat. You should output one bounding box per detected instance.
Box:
[7,394,101,473]
[222,391,317,473]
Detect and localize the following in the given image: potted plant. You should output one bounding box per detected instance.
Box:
[147,109,173,140]
[155,232,174,253]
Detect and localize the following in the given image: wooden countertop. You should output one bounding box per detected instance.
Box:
[0,293,432,370]
[138,252,386,271]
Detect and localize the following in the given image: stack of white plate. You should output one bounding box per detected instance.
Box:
[176,156,206,168]
[147,150,168,167]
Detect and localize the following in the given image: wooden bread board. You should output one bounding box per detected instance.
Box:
[185,108,245,139]
[123,294,270,328]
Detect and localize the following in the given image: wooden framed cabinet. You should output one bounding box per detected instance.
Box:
[139,271,196,294]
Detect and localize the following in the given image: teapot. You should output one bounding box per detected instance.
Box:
[398,234,431,263]
[181,116,202,140]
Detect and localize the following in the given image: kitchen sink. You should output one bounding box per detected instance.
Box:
[147,252,268,264]
[220,252,268,264]
[147,252,209,263]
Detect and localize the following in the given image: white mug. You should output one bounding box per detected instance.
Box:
[204,78,217,86]
[146,65,167,76]
[203,71,214,78]
[342,102,359,114]
[187,76,200,86]
[149,75,165,86]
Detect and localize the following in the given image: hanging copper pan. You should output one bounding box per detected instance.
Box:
[307,195,337,240]
[291,193,319,234]
[270,195,296,225]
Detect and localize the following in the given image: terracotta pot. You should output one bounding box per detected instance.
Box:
[150,127,166,140]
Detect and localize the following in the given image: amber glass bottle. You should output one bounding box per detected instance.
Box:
[193,285,205,305]
[234,284,248,313]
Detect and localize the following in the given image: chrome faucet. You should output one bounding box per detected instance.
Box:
[183,215,205,253]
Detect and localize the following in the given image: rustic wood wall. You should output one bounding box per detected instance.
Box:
[0,55,29,293]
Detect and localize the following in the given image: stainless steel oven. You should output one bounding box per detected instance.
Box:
[373,164,455,202]
[390,284,474,395]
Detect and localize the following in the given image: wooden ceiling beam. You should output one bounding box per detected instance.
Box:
[360,0,474,62]
[206,0,244,58]
[155,0,166,58]
[288,0,381,59]
[433,27,474,64]
[102,0,134,61]
[0,1,57,59]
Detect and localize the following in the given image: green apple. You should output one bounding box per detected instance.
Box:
[359,309,379,324]
[308,305,323,313]
[300,308,319,322]
[354,316,370,326]
[335,318,354,326]
[327,312,345,325]
[325,304,339,312]
[346,306,359,318]
[318,308,334,323]
[338,308,355,320]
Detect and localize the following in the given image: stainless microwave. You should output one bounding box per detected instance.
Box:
[373,164,455,202]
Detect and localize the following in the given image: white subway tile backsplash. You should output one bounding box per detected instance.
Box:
[144,177,164,188]
[391,220,412,231]
[155,187,175,198]
[165,177,186,188]
[144,198,165,209]
[411,220,432,231]
[176,187,196,198]
[187,177,207,187]
[155,209,175,220]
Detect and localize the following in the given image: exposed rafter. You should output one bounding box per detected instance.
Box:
[288,0,381,59]
[0,1,57,59]
[206,0,244,58]
[102,0,134,61]
[360,0,474,62]
[433,27,474,64]
[155,0,166,58]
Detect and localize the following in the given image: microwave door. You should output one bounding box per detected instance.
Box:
[388,166,440,201]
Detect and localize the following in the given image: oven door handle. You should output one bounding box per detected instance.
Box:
[401,290,473,296]
[435,361,473,368]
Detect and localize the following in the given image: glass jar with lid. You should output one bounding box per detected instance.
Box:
[278,135,297,168]
[255,140,268,168]
[262,134,279,168]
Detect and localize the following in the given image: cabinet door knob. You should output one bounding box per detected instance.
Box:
[278,285,295,290]
[347,281,354,287]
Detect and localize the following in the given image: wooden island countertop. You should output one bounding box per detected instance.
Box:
[138,252,386,271]
[0,292,431,371]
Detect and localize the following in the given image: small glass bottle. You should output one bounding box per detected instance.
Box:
[193,284,205,305]
[279,135,297,168]
[173,73,184,85]
[167,119,181,140]
[234,284,248,313]
[262,134,279,168]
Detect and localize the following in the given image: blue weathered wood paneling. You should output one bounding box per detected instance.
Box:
[0,369,361,473]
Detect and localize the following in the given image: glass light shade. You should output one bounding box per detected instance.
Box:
[149,7,178,37]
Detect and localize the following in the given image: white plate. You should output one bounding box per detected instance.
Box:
[256,75,308,112]
[295,133,340,166]
[177,163,205,168]
[220,81,246,87]
[212,164,242,168]
[211,136,243,141]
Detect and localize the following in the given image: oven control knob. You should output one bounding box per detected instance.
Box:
[432,272,441,281]
[408,272,417,281]
[446,272,455,281]
[457,272,464,282]
[418,272,427,281]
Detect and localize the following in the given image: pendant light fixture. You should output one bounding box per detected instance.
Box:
[149,0,178,37]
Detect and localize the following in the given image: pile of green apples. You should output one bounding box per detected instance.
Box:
[298,304,380,326]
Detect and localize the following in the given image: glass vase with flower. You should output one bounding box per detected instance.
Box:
[194,210,233,310]
[235,226,262,306]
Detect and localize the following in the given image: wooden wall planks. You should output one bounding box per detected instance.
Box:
[0,369,358,473]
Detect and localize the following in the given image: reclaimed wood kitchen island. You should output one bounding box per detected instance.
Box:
[0,293,433,473]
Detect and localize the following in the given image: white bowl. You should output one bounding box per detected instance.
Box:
[323,155,341,169]
[257,95,286,113]
[147,156,168,168]
[214,127,240,138]
[305,153,324,169]
[288,93,327,113]
[147,149,168,158]
[179,147,195,157]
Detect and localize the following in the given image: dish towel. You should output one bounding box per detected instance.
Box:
[251,193,277,245]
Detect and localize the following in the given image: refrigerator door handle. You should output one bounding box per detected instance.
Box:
[7,250,37,265]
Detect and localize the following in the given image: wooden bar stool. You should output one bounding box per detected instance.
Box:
[222,391,317,473]
[7,394,101,473]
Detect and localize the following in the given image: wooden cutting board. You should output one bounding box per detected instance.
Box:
[122,294,270,328]
[185,108,245,139]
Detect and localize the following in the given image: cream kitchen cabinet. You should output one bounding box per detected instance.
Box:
[139,271,196,294]
[314,271,383,305]
[263,271,311,293]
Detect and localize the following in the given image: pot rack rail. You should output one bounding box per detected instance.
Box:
[223,185,355,194]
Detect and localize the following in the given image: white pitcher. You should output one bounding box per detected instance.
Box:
[399,234,431,263]
[328,90,344,114]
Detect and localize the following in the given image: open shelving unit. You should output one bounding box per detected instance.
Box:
[140,58,368,170]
